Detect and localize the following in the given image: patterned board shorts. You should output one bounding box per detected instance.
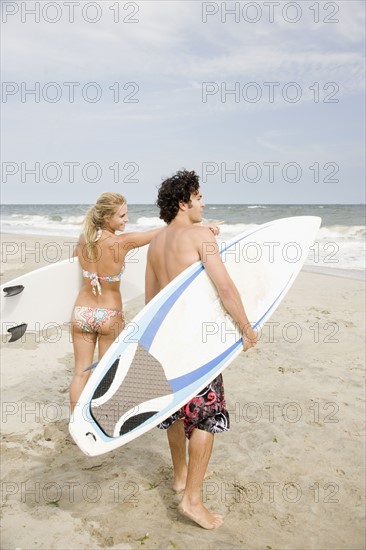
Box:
[157,374,230,439]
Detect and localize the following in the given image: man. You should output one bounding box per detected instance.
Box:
[145,170,258,529]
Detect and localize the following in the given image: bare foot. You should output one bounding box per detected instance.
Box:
[173,470,214,493]
[178,501,224,529]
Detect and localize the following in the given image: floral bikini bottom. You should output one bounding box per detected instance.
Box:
[73,306,124,334]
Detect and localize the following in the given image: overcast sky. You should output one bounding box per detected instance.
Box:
[1,0,365,204]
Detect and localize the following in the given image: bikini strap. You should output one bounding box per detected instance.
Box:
[83,271,102,296]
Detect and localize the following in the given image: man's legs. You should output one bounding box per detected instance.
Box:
[167,422,224,529]
[166,420,188,492]
[179,428,223,529]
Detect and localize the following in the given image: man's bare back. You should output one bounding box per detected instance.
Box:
[146,224,208,291]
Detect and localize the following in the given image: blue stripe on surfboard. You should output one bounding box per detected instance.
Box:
[169,340,239,391]
[140,266,204,349]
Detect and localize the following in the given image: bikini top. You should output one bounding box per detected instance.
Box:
[83,266,125,296]
[82,228,126,296]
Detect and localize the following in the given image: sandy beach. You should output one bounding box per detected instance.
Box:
[1,232,365,550]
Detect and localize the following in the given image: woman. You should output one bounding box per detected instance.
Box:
[70,192,162,411]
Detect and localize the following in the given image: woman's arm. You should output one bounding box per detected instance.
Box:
[116,227,163,252]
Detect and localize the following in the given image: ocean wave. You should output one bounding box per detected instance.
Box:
[136,216,165,227]
[218,223,365,242]
[317,225,365,240]
[2,213,83,238]
[1,207,364,272]
[7,213,84,226]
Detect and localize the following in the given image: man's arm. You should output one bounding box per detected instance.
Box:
[198,228,257,352]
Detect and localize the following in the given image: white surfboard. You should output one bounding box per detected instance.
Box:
[1,245,148,341]
[70,216,321,456]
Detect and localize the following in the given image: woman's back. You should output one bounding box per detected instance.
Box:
[76,231,127,308]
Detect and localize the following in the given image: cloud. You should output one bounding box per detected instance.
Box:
[1,0,364,203]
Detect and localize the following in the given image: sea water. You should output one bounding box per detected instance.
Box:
[1,204,365,278]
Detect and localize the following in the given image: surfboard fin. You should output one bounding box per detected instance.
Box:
[3,285,25,297]
[7,323,27,342]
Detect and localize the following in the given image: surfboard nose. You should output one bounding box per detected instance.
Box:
[90,343,173,437]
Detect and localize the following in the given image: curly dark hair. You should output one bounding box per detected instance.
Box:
[157,169,200,223]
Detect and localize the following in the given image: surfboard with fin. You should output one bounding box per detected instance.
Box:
[1,245,148,342]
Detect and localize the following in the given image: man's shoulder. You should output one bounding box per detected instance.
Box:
[149,226,167,248]
[188,224,216,242]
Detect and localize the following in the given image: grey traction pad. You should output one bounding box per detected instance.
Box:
[91,343,173,436]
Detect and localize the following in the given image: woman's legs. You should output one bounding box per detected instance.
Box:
[70,325,97,412]
[69,310,124,412]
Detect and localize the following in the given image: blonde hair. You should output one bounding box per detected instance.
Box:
[83,192,126,259]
